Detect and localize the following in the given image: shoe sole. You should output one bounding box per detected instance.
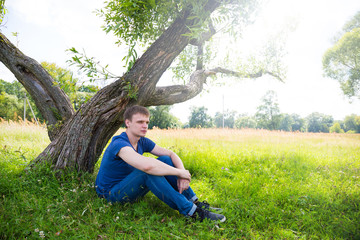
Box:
[219,216,226,222]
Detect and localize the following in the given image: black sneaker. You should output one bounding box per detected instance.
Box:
[192,207,226,222]
[195,200,223,213]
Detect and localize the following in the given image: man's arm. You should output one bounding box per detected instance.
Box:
[150,145,185,170]
[118,146,191,181]
[151,145,190,194]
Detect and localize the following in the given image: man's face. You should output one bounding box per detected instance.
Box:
[125,113,150,138]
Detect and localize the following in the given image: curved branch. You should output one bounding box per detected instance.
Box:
[145,66,283,106]
[208,67,284,82]
[0,33,75,140]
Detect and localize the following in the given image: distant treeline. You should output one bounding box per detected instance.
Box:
[1,80,359,133]
[184,107,360,134]
[148,91,360,133]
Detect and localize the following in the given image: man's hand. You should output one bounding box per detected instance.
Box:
[177,169,191,181]
[177,169,190,194]
[177,178,190,194]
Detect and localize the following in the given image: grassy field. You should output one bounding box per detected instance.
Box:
[0,122,359,239]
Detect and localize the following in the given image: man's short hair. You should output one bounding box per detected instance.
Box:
[124,105,150,121]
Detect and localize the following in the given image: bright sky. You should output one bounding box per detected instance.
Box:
[1,0,360,123]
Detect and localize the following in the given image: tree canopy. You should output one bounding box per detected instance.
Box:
[78,0,285,83]
[323,11,360,100]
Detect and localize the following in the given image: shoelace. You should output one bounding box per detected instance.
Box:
[197,200,210,208]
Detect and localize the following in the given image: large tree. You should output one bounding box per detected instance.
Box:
[148,105,180,129]
[255,90,281,130]
[189,106,213,128]
[306,112,334,133]
[0,0,283,173]
[323,11,360,100]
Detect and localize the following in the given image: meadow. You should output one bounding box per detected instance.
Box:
[0,121,359,239]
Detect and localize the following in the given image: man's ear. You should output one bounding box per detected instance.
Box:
[125,119,130,128]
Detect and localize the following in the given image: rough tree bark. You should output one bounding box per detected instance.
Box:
[0,0,276,173]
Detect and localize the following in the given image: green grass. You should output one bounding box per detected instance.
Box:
[1,124,359,239]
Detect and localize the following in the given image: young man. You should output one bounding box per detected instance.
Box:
[95,105,226,222]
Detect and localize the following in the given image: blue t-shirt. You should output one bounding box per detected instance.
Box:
[95,132,156,195]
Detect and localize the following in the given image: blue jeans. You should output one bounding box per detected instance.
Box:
[105,156,197,216]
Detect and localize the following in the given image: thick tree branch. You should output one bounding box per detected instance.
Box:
[145,70,207,106]
[0,33,75,139]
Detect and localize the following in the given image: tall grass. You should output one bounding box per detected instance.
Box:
[1,123,359,239]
